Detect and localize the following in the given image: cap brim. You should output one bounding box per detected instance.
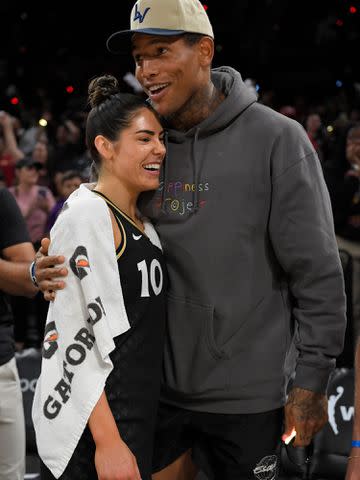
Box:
[106,28,186,54]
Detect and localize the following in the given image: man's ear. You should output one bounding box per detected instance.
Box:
[198,36,214,67]
[94,135,113,161]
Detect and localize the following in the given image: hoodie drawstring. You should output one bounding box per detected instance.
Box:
[193,128,201,212]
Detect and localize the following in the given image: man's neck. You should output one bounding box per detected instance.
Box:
[166,82,225,132]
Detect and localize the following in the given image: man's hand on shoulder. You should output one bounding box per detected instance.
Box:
[35,238,68,301]
[284,387,328,447]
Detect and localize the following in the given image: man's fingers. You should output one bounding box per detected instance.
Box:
[283,405,295,438]
[40,237,51,253]
[36,266,68,281]
[292,418,321,446]
[39,280,66,292]
[37,254,66,267]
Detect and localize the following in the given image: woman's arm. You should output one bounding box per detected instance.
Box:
[87,207,139,479]
[88,391,141,480]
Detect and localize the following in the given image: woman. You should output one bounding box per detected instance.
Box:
[33,75,167,480]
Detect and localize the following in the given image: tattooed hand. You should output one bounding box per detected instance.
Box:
[284,387,328,447]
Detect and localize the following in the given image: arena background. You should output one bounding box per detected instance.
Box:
[0,0,359,116]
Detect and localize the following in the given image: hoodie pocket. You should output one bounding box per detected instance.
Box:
[163,292,229,395]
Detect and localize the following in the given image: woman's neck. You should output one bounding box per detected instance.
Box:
[94,179,140,223]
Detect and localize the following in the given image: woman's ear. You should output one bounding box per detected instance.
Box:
[94,135,113,161]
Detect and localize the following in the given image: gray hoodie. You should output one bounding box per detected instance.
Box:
[139,66,346,414]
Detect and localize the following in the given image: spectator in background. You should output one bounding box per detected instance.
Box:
[46,170,83,231]
[50,117,88,174]
[31,140,51,187]
[0,188,37,479]
[9,157,55,246]
[0,111,24,187]
[326,124,360,339]
[305,113,324,162]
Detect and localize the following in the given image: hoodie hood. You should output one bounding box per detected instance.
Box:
[167,66,257,142]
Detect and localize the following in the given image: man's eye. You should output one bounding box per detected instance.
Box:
[158,47,167,55]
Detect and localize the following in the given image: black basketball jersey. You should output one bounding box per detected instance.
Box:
[93,190,166,330]
[45,191,168,480]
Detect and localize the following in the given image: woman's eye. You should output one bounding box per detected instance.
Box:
[140,137,150,143]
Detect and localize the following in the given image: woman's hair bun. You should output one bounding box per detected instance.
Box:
[88,75,119,108]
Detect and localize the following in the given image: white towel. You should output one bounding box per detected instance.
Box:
[32,184,161,478]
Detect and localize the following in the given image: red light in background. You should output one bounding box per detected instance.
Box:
[350,6,357,14]
[336,19,344,26]
[203,4,208,11]
[10,97,19,105]
[66,85,74,94]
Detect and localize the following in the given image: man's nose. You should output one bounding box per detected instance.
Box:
[141,58,159,79]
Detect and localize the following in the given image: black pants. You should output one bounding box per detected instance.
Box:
[152,403,283,480]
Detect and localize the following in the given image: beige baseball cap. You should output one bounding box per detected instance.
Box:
[106,0,214,53]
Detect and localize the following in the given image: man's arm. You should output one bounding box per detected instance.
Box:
[346,339,360,479]
[0,242,37,297]
[269,122,346,445]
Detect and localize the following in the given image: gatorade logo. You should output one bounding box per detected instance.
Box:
[70,246,91,281]
[42,321,59,360]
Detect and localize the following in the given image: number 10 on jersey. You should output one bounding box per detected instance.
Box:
[137,259,163,297]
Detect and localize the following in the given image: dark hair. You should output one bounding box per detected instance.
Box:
[61,170,83,184]
[86,74,160,175]
[182,33,207,46]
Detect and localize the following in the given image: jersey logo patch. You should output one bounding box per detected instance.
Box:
[133,233,142,241]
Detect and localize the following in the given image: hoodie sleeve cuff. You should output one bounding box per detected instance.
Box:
[292,363,333,395]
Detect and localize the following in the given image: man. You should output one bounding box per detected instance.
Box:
[0,187,37,479]
[346,338,360,480]
[35,0,346,478]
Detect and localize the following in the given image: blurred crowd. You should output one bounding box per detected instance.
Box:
[1,84,360,352]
